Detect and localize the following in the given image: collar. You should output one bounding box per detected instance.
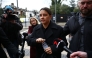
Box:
[36,21,58,30]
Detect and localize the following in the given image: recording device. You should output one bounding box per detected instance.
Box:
[18,32,28,58]
[22,32,28,41]
[6,14,17,20]
[56,40,80,58]
[23,33,28,38]
[56,40,73,54]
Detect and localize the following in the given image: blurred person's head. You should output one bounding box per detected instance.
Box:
[39,7,52,25]
[78,0,92,17]
[4,5,14,15]
[29,17,40,26]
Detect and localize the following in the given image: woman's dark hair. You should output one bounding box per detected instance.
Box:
[40,7,52,15]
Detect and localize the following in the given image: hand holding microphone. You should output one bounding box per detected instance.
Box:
[56,40,80,58]
[56,40,73,54]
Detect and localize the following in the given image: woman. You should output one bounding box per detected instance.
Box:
[28,17,40,58]
[28,17,39,34]
[27,7,67,58]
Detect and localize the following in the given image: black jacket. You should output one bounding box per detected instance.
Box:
[63,12,92,58]
[27,21,67,58]
[0,27,18,58]
[0,14,23,44]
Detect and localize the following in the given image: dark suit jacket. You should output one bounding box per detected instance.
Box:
[27,21,67,58]
[87,51,92,58]
[0,27,18,58]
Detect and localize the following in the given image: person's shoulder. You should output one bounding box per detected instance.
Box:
[70,12,79,19]
[51,22,63,29]
[28,26,32,29]
[29,26,32,28]
[68,13,79,23]
[33,24,41,30]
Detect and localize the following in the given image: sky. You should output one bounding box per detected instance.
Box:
[1,0,78,11]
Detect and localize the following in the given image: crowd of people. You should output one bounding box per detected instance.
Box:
[0,0,92,58]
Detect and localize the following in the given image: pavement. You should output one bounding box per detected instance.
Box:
[5,22,71,58]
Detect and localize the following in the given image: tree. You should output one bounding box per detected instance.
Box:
[60,4,71,14]
[69,0,76,12]
[73,7,79,12]
[50,0,63,14]
[50,0,68,14]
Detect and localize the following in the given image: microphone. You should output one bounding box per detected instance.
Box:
[56,40,73,54]
[23,32,28,37]
[56,40,80,58]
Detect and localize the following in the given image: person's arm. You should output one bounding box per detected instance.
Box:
[27,27,38,46]
[0,27,18,55]
[10,16,23,30]
[63,20,70,36]
[27,26,45,46]
[12,18,23,30]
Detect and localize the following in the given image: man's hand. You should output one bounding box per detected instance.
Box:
[36,38,45,43]
[70,51,87,58]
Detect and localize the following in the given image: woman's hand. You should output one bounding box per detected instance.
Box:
[44,47,52,54]
[36,38,45,43]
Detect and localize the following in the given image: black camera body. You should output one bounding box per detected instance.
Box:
[6,14,17,21]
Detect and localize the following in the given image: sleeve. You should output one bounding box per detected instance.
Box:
[27,27,38,46]
[0,27,18,55]
[86,51,92,58]
[6,17,23,31]
[14,18,23,30]
[13,16,23,30]
[63,19,70,36]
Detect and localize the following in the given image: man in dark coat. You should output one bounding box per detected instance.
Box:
[62,0,92,58]
[0,6,23,58]
[0,27,18,58]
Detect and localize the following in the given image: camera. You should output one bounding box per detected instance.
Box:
[6,14,16,21]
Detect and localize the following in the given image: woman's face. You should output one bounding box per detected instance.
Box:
[39,10,52,24]
[30,18,37,26]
